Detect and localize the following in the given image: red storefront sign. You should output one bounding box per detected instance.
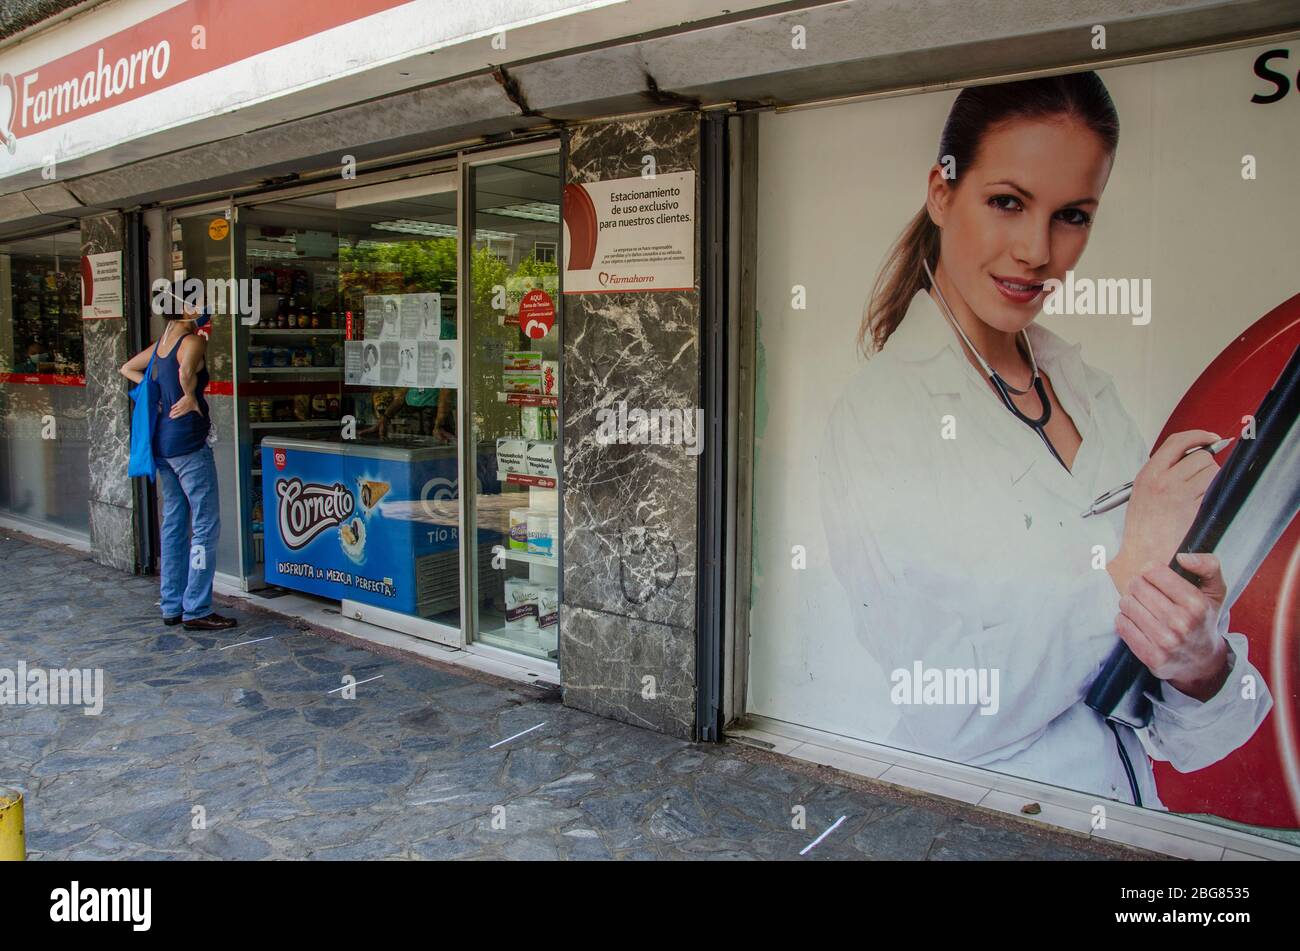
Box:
[0,0,413,149]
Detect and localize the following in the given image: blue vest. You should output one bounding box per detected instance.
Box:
[151,329,210,459]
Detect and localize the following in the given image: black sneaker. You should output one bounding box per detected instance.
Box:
[183,613,238,631]
[163,616,182,626]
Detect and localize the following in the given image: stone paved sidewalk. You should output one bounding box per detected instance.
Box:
[0,530,1145,860]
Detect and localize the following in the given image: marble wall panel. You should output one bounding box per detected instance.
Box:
[560,112,702,739]
[80,213,137,571]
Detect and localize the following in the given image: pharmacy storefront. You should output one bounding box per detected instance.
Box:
[740,42,1300,842]
[167,146,566,662]
[0,0,712,697]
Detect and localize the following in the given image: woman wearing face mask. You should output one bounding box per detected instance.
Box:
[120,296,237,632]
[820,72,1271,807]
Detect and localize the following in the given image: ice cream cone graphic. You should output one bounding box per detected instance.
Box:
[359,479,390,511]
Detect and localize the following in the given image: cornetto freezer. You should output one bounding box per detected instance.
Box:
[260,436,467,618]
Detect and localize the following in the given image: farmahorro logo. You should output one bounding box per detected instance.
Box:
[890,662,1000,716]
[597,271,654,287]
[4,40,172,155]
[50,882,151,931]
[276,478,355,550]
[0,73,17,154]
[0,662,104,716]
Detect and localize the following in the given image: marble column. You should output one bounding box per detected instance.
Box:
[81,213,137,573]
[560,112,701,739]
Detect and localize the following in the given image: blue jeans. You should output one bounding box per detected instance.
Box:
[157,445,220,621]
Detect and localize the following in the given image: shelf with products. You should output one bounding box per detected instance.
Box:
[250,329,343,338]
[500,472,556,489]
[498,393,558,408]
[249,368,341,380]
[249,420,342,430]
[476,625,558,661]
[497,548,557,568]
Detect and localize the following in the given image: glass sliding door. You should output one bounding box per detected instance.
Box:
[0,229,89,541]
[169,204,241,578]
[465,151,562,660]
[230,144,563,660]
[234,195,346,586]
[333,177,464,632]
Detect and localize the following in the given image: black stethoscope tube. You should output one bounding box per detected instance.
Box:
[988,370,1069,471]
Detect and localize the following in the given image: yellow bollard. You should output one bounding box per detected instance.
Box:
[0,787,24,860]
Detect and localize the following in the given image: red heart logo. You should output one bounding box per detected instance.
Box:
[0,73,17,152]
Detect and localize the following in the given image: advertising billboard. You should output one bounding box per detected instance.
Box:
[748,43,1300,833]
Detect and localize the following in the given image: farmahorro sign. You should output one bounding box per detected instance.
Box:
[0,0,412,158]
[562,171,695,294]
[275,478,355,550]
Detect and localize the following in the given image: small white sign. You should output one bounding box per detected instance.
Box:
[563,171,695,294]
[81,251,123,319]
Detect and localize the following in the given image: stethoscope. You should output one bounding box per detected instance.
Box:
[923,259,1068,471]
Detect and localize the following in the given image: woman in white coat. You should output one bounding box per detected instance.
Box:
[820,72,1271,807]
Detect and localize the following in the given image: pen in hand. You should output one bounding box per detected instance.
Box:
[1080,437,1235,518]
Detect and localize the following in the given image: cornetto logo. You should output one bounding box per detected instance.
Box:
[276,478,354,550]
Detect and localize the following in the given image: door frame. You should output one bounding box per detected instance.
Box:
[457,139,563,669]
[195,138,565,661]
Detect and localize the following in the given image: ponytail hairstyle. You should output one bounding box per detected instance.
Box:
[860,71,1120,354]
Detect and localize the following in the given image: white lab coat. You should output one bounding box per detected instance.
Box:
[820,290,1272,807]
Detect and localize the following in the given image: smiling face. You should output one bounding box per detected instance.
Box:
[927,116,1114,334]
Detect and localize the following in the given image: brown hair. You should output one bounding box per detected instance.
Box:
[860,72,1120,354]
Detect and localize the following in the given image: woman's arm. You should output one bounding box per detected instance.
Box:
[434,389,455,442]
[168,334,206,418]
[119,342,157,385]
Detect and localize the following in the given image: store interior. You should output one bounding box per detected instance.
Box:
[0,229,91,539]
[209,154,562,661]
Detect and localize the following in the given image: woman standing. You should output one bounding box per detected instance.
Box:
[821,72,1270,807]
[120,302,237,631]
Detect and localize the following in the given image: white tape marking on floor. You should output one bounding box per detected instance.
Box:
[488,721,547,749]
[800,815,847,856]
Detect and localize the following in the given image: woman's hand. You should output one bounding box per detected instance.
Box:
[1107,429,1221,596]
[1115,553,1231,701]
[169,394,200,418]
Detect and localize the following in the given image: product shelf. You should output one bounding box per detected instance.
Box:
[251,329,343,337]
[476,626,558,660]
[499,472,557,489]
[249,420,341,430]
[497,547,558,568]
[249,367,341,379]
[498,392,558,408]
